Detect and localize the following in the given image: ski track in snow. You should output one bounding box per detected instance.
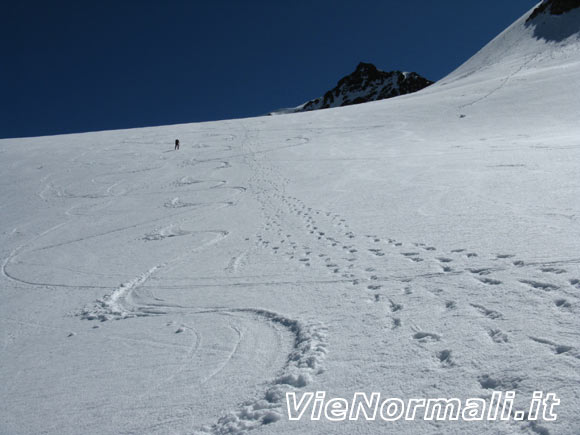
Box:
[229,125,580,434]
[2,123,579,434]
[24,130,329,434]
[243,125,580,319]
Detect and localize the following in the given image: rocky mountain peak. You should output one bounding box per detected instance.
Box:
[527,0,580,22]
[289,62,433,113]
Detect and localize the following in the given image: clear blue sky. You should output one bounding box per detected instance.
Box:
[1,0,537,139]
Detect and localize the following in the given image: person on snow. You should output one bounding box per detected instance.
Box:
[175,139,180,150]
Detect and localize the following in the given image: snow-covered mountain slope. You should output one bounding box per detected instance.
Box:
[272,62,433,114]
[1,3,580,435]
[434,0,580,101]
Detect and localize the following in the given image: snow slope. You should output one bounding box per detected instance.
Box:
[1,4,579,435]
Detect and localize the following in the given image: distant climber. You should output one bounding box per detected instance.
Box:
[175,139,180,150]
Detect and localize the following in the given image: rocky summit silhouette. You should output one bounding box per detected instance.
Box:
[279,62,433,113]
[527,0,580,21]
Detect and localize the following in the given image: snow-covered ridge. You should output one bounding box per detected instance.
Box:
[271,62,433,114]
[436,1,580,89]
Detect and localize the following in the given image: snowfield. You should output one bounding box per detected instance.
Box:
[1,5,579,435]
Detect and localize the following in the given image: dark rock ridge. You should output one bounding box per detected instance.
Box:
[527,0,580,21]
[294,62,433,112]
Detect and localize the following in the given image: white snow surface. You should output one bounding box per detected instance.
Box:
[1,5,580,435]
